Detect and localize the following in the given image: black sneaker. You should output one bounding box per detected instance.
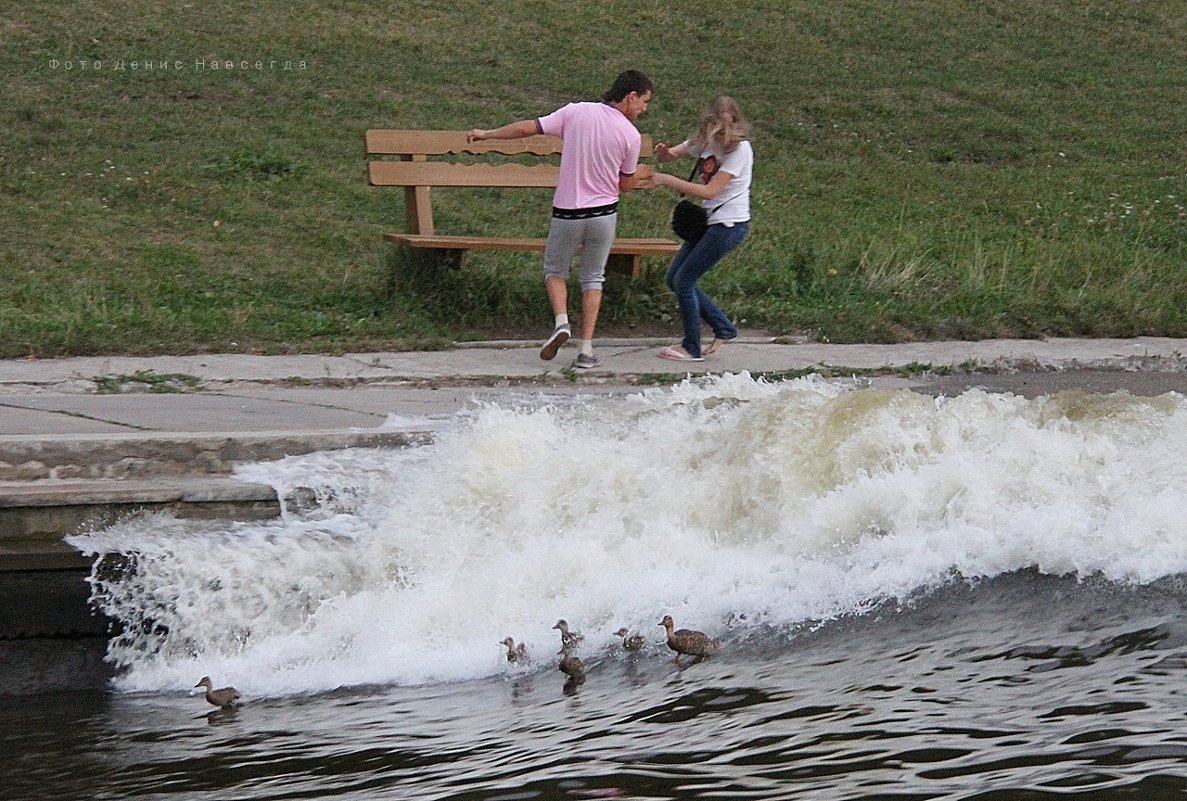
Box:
[539,324,571,361]
[572,353,600,369]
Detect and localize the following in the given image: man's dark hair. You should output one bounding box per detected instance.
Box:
[604,69,653,103]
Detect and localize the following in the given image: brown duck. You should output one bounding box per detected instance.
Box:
[658,615,720,665]
[500,637,529,664]
[558,644,585,678]
[552,619,584,649]
[613,627,645,651]
[194,676,241,707]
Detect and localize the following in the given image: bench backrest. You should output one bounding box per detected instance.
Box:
[365,129,652,236]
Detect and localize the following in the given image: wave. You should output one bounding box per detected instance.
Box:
[68,373,1187,695]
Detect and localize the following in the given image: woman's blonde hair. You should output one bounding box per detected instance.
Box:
[690,96,750,154]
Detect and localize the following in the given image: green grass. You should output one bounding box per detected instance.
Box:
[1,0,1185,356]
[92,369,202,394]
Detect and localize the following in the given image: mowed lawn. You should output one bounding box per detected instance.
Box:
[1,1,1184,356]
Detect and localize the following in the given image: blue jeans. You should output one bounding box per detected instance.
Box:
[665,221,748,358]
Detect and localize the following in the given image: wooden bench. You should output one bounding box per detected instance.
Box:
[365,129,679,279]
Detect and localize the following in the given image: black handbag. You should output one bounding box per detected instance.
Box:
[670,159,709,242]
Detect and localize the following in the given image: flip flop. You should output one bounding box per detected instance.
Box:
[658,346,704,362]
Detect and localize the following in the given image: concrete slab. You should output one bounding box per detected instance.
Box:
[0,477,282,542]
[0,402,137,436]
[0,429,432,481]
[0,392,391,433]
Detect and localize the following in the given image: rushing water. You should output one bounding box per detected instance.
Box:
[7,373,1187,799]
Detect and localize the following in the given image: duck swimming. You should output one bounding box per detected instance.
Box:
[558,644,585,678]
[552,619,584,649]
[658,615,720,665]
[194,676,241,708]
[500,637,529,664]
[613,627,645,651]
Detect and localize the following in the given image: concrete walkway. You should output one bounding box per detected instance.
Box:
[2,335,1187,436]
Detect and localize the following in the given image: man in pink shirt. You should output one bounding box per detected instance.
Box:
[468,70,653,368]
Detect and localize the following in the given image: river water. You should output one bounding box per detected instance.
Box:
[6,373,1187,799]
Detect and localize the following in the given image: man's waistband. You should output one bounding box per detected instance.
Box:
[551,202,618,220]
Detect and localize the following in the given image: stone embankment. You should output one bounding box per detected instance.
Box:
[0,430,432,652]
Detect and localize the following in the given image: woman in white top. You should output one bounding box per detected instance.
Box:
[649,96,753,361]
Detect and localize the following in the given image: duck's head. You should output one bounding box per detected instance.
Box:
[499,637,515,648]
[194,676,213,689]
[553,619,569,632]
[658,615,674,629]
[614,627,630,637]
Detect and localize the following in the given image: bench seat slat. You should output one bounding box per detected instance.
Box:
[370,161,559,188]
[385,233,680,256]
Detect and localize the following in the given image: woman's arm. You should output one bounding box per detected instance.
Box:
[651,168,735,200]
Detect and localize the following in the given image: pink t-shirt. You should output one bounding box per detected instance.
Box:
[537,101,641,210]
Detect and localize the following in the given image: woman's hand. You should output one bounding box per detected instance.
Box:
[638,170,676,190]
[653,142,675,163]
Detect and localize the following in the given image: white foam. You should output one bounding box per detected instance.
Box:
[67,375,1187,695]
[379,413,447,430]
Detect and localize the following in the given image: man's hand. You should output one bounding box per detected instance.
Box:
[633,164,658,189]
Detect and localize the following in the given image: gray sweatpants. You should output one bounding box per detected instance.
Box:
[542,213,617,291]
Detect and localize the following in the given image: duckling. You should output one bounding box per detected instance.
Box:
[613,627,645,651]
[500,637,529,664]
[552,618,584,649]
[658,615,720,665]
[558,644,585,678]
[194,676,241,708]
